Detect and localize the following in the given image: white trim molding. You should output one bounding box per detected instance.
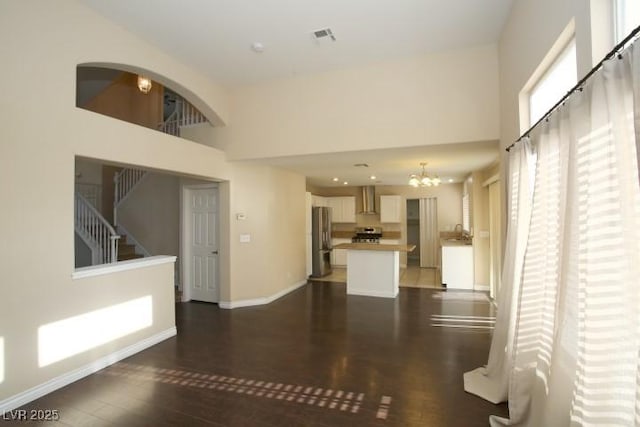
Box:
[218,280,307,309]
[0,327,176,413]
[474,284,490,292]
[72,255,176,280]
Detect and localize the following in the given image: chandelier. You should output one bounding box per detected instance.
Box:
[137,75,153,94]
[409,162,441,187]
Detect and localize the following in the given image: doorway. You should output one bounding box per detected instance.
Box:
[403,197,439,288]
[182,184,219,303]
[405,198,438,267]
[418,197,438,268]
[406,199,420,266]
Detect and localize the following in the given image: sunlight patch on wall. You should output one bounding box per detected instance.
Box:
[0,337,4,384]
[38,296,153,367]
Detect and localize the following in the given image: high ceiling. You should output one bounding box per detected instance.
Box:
[82,0,514,86]
[82,0,512,185]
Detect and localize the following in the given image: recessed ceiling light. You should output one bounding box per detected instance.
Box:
[448,178,454,183]
[343,181,348,185]
[332,177,339,182]
[251,42,265,53]
[370,175,376,180]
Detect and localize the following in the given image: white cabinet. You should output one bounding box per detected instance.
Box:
[380,195,402,223]
[326,196,356,223]
[441,245,474,289]
[312,195,355,222]
[331,238,351,266]
[311,195,328,207]
[326,198,341,222]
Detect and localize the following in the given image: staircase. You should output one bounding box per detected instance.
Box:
[75,193,120,264]
[74,167,149,266]
[113,167,148,261]
[117,235,144,261]
[158,96,208,137]
[113,167,147,227]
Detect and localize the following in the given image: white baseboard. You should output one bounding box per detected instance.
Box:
[347,289,398,298]
[474,284,490,292]
[0,327,177,413]
[219,280,307,309]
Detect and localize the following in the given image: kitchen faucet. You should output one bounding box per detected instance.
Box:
[454,224,463,234]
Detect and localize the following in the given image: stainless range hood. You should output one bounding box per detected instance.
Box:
[360,186,377,215]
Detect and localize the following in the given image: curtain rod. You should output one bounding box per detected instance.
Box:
[506,23,640,152]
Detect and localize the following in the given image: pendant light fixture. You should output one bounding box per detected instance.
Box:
[137,75,153,94]
[409,162,441,187]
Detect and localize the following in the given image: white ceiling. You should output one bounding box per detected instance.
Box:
[82,0,511,186]
[253,140,499,187]
[82,0,514,86]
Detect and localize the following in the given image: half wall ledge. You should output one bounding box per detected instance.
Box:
[72,255,177,280]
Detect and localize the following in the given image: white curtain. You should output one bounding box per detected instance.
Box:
[464,138,535,404]
[488,41,640,426]
[419,197,438,268]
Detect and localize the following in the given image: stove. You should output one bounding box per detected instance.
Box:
[351,227,382,244]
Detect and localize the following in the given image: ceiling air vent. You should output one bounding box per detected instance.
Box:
[312,28,336,41]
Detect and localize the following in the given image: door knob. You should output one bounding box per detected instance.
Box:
[211,251,218,254]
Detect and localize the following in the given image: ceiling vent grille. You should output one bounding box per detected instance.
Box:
[312,28,336,41]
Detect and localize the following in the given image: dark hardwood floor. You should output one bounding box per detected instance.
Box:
[14,281,507,426]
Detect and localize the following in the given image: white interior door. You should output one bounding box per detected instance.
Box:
[188,187,218,302]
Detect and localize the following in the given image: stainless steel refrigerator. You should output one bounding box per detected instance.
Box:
[311,206,332,277]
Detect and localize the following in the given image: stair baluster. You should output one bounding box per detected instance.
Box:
[75,193,120,264]
[113,168,147,227]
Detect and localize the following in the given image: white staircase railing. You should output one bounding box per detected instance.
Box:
[74,183,102,212]
[159,98,208,136]
[113,168,147,227]
[75,193,120,264]
[159,109,180,136]
[179,99,207,126]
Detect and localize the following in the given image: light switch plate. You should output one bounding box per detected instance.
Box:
[240,234,251,243]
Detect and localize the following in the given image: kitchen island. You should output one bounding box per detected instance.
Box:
[333,243,416,298]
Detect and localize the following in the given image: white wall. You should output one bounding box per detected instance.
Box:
[215,45,500,160]
[119,173,180,257]
[0,0,306,406]
[74,158,103,186]
[228,164,307,302]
